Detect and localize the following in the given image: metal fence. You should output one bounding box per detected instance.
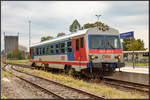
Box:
[123,51,149,67]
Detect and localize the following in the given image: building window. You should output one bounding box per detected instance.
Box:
[55,43,59,54]
[67,41,72,53]
[76,39,79,51]
[50,45,54,54]
[61,42,65,54]
[46,45,49,55]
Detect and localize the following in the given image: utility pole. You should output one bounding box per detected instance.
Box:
[132,32,135,69]
[95,14,101,22]
[3,32,5,54]
[18,32,19,49]
[18,32,19,37]
[29,20,31,51]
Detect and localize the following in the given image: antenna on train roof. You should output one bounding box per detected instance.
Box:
[95,14,101,22]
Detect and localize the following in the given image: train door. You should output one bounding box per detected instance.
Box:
[30,48,34,60]
[73,37,87,61]
[32,48,34,59]
[30,48,32,60]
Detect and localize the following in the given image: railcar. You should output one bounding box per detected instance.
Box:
[29,27,125,78]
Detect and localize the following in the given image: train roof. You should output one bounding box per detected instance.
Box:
[31,27,119,47]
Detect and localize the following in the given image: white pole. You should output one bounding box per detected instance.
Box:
[133,32,134,68]
[29,20,31,51]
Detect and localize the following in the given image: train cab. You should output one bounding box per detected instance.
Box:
[81,27,125,76]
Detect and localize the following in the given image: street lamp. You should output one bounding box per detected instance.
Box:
[28,20,31,51]
[95,14,101,22]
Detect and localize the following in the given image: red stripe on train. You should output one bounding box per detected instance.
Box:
[30,60,87,66]
[89,49,123,54]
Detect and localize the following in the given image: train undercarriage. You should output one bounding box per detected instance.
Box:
[31,62,125,79]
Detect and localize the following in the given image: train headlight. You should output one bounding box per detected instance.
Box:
[89,55,98,60]
[118,55,121,59]
[115,55,121,59]
[114,55,121,62]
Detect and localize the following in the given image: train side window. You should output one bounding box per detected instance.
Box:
[80,38,84,48]
[50,45,54,54]
[61,42,65,54]
[38,48,40,55]
[41,48,42,55]
[39,48,40,55]
[67,41,72,53]
[46,45,49,55]
[34,48,36,56]
[36,48,38,55]
[55,43,59,54]
[39,48,42,55]
[65,42,67,53]
[76,39,79,51]
[43,46,45,55]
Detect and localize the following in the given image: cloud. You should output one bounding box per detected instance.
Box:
[1,1,149,51]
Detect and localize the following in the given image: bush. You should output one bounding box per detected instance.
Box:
[7,53,12,58]
[7,47,25,60]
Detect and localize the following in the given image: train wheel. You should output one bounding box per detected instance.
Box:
[64,65,70,74]
[31,63,35,69]
[65,66,75,77]
[31,63,36,67]
[68,68,76,77]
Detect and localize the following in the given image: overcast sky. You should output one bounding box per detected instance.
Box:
[1,1,149,51]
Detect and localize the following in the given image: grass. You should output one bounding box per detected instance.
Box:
[25,69,146,99]
[19,74,24,78]
[125,62,148,66]
[2,71,10,78]
[1,95,7,99]
[1,59,147,98]
[3,59,29,65]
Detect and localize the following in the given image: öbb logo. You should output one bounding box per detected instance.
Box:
[102,55,111,58]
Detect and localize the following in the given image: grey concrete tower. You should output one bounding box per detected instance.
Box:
[4,35,18,54]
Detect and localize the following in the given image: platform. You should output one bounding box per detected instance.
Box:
[104,66,149,85]
[116,66,149,74]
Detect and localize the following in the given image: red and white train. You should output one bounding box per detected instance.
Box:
[29,27,125,78]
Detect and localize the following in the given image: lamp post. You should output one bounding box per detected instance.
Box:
[29,20,31,51]
[95,14,101,22]
[132,32,134,69]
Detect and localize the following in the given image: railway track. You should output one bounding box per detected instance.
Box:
[2,64,65,99]
[3,62,149,96]
[2,63,105,99]
[103,78,149,94]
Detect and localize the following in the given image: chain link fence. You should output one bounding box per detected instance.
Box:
[123,51,149,67]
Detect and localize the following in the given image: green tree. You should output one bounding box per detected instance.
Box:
[41,36,53,42]
[83,21,109,29]
[7,45,25,60]
[57,32,66,37]
[122,38,147,51]
[69,19,81,32]
[83,23,95,29]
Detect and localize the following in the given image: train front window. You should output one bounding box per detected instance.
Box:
[89,35,121,49]
[89,36,105,49]
[105,36,120,49]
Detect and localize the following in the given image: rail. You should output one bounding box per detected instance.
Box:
[2,62,105,99]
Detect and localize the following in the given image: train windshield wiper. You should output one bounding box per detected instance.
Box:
[107,41,115,49]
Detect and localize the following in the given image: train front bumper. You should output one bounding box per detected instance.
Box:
[90,62,125,68]
[82,62,125,76]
